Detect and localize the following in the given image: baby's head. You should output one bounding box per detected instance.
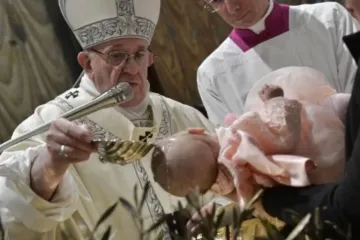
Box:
[151,129,220,197]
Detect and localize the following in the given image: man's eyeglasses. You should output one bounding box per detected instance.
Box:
[204,0,224,13]
[89,49,149,66]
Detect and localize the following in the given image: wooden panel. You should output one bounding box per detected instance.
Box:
[0,0,73,143]
[151,1,231,106]
[44,1,83,82]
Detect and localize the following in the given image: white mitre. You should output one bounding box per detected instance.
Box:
[58,0,161,49]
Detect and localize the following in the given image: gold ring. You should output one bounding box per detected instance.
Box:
[59,145,69,158]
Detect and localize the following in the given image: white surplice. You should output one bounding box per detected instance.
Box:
[0,77,215,239]
[197,1,360,126]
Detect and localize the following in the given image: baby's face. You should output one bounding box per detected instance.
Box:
[151,129,220,196]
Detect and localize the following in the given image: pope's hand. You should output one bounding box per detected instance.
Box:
[30,118,96,201]
[44,118,96,163]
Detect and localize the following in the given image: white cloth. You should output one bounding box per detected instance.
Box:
[0,78,215,239]
[197,1,360,126]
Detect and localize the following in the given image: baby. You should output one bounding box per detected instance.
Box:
[151,67,349,207]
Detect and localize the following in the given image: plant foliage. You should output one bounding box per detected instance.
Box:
[0,181,350,240]
[86,181,352,239]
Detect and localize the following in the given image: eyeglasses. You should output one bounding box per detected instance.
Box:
[204,0,224,13]
[89,49,149,66]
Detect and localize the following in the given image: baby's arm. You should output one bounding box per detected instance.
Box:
[321,93,350,123]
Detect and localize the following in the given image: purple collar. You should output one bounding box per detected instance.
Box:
[229,2,290,52]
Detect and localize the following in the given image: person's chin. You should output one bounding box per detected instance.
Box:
[233,21,252,29]
[130,83,145,94]
[121,97,136,106]
[121,95,145,108]
[232,13,257,28]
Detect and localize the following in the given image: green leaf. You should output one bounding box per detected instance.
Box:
[101,226,112,240]
[0,217,5,240]
[324,220,349,239]
[178,208,193,225]
[225,225,231,240]
[134,184,139,208]
[154,231,165,240]
[205,203,217,231]
[119,197,138,218]
[92,201,118,234]
[231,206,240,239]
[313,207,324,239]
[314,207,323,230]
[285,213,311,240]
[185,189,201,209]
[214,209,225,230]
[347,224,352,240]
[144,215,168,234]
[177,201,184,211]
[284,209,302,224]
[232,206,254,235]
[140,182,151,211]
[245,189,264,209]
[260,218,285,240]
[59,228,74,240]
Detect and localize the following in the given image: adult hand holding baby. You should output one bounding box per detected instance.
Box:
[216,124,314,206]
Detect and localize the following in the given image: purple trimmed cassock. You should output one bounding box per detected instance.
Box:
[197,0,360,126]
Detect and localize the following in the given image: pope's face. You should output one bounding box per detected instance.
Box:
[345,0,360,23]
[205,0,269,28]
[79,38,153,108]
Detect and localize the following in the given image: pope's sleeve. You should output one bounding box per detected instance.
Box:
[197,68,230,126]
[333,3,360,93]
[0,101,79,234]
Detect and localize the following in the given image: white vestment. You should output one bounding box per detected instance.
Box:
[0,78,215,239]
[197,1,360,126]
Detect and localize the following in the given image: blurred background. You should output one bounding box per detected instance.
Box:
[0,0,346,143]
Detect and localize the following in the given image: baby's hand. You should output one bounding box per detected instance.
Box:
[224,113,237,126]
